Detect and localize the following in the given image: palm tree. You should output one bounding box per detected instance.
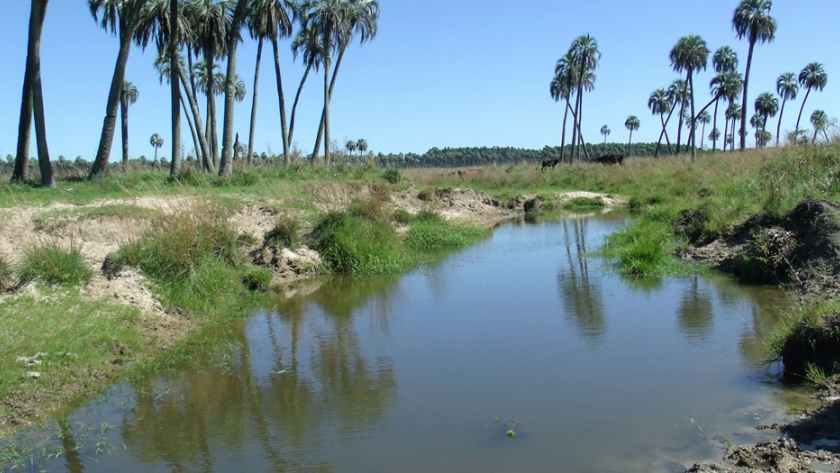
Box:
[551,52,577,164]
[288,23,323,149]
[710,46,738,152]
[13,0,54,187]
[134,0,192,177]
[150,132,164,167]
[304,0,380,164]
[120,80,139,167]
[345,139,356,156]
[754,91,778,146]
[649,88,674,157]
[218,0,250,178]
[810,110,829,143]
[668,79,688,154]
[711,71,743,153]
[750,112,764,147]
[356,138,368,155]
[569,34,600,162]
[774,72,798,146]
[599,125,610,155]
[708,128,721,148]
[794,62,828,137]
[670,35,709,161]
[726,102,742,152]
[624,115,639,156]
[732,0,776,151]
[247,0,295,165]
[88,0,151,179]
[187,0,231,168]
[696,110,711,149]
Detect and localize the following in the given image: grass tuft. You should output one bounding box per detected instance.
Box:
[0,256,13,290]
[18,242,93,286]
[601,220,685,277]
[406,212,489,251]
[310,211,410,274]
[265,214,301,248]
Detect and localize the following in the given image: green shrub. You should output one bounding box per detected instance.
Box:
[242,267,273,292]
[348,197,386,222]
[310,211,410,274]
[115,204,241,281]
[382,168,403,184]
[414,209,444,223]
[19,242,93,286]
[391,209,414,224]
[601,220,682,277]
[265,214,301,248]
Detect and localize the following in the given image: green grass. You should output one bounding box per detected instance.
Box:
[18,242,93,286]
[600,220,688,277]
[0,289,147,440]
[406,211,490,251]
[0,256,12,290]
[310,211,411,274]
[562,196,606,210]
[265,213,301,248]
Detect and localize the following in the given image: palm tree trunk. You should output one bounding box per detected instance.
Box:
[323,46,331,165]
[13,0,46,183]
[570,90,578,163]
[120,97,130,167]
[560,98,569,163]
[775,98,788,147]
[247,38,263,166]
[270,36,290,163]
[168,0,181,178]
[33,68,53,187]
[740,40,756,151]
[627,130,633,156]
[688,71,697,162]
[181,89,200,165]
[205,50,219,167]
[655,108,676,158]
[218,0,248,178]
[288,63,312,149]
[178,66,213,173]
[676,100,685,155]
[313,45,346,163]
[90,23,134,180]
[712,98,720,152]
[186,44,198,101]
[794,88,812,138]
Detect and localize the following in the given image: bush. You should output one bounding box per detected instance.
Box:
[391,209,413,224]
[310,211,410,274]
[114,204,241,281]
[242,267,273,292]
[382,168,403,184]
[601,220,682,277]
[265,214,301,248]
[348,197,386,222]
[19,242,93,286]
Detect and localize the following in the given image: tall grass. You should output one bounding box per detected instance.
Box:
[18,242,93,286]
[406,210,489,250]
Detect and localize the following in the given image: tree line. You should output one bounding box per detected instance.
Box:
[550,0,831,165]
[12,0,380,187]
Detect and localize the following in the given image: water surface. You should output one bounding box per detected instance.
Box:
[18,212,815,472]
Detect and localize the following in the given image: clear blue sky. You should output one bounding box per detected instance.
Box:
[0,0,837,161]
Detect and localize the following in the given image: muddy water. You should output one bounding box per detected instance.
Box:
[23,212,818,472]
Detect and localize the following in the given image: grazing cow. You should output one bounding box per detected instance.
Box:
[588,154,624,166]
[541,159,560,172]
[457,168,482,179]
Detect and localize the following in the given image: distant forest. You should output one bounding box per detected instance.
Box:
[370,142,712,168]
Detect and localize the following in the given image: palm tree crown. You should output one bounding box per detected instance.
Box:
[774,72,797,145]
[670,34,709,161]
[795,62,828,134]
[732,0,776,151]
[712,45,738,73]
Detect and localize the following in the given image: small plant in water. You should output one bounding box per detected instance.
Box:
[506,429,516,439]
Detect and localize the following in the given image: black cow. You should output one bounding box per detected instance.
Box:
[541,159,560,172]
[588,154,624,166]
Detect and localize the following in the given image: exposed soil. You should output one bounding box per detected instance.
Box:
[680,199,840,472]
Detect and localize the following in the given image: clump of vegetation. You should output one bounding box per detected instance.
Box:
[18,242,93,286]
[768,301,840,381]
[601,220,685,277]
[382,168,403,184]
[348,196,387,222]
[391,208,413,224]
[0,256,14,291]
[265,214,301,248]
[562,196,605,210]
[310,211,410,275]
[242,267,273,292]
[406,211,489,251]
[736,228,799,284]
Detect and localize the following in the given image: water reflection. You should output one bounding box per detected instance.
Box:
[557,218,606,345]
[677,275,715,344]
[116,277,400,470]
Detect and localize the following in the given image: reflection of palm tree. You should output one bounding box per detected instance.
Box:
[558,218,606,345]
[676,276,714,343]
